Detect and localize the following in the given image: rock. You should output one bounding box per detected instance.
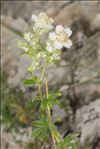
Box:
[46,7,60,19]
[54,1,99,27]
[1,125,32,149]
[1,15,30,88]
[1,1,68,23]
[91,13,100,31]
[47,66,67,86]
[60,85,69,93]
[1,2,100,149]
[75,99,100,148]
[52,105,66,123]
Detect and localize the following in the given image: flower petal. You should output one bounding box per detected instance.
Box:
[24,32,32,42]
[46,42,53,51]
[49,32,56,40]
[64,40,72,48]
[55,42,63,49]
[56,25,64,33]
[39,12,46,18]
[64,28,72,37]
[31,14,38,22]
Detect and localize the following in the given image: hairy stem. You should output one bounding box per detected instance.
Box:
[38,84,42,100]
[41,62,47,81]
[38,60,56,148]
[45,77,56,148]
[38,62,47,100]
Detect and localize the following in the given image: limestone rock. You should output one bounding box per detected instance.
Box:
[1,15,30,88]
[54,1,99,27]
[75,99,100,148]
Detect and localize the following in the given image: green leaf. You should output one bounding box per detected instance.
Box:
[23,76,41,85]
[55,134,77,149]
[32,120,49,128]
[32,99,41,109]
[32,127,42,138]
[31,120,49,140]
[41,97,58,110]
[49,124,61,143]
[64,134,77,147]
[32,127,48,141]
[40,92,61,110]
[48,92,62,99]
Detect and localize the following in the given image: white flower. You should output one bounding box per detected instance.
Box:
[32,12,54,30]
[47,25,72,50]
[64,28,72,37]
[55,25,72,48]
[56,25,64,33]
[23,47,28,52]
[31,14,38,22]
[54,41,63,49]
[46,41,54,52]
[63,39,72,48]
[30,41,35,46]
[24,32,35,47]
[56,25,72,37]
[24,32,33,42]
[48,32,56,40]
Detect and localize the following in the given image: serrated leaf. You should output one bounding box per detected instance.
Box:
[32,127,48,141]
[31,120,49,140]
[31,127,42,138]
[55,134,77,149]
[49,124,61,143]
[41,98,58,110]
[32,120,48,128]
[40,92,60,110]
[23,76,41,85]
[32,99,41,106]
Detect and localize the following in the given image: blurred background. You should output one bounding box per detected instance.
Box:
[1,1,100,149]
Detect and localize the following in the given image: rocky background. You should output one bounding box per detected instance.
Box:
[1,1,100,149]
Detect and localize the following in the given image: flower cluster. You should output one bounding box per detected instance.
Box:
[32,12,54,34]
[19,12,72,73]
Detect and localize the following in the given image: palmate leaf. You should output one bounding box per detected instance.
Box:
[55,134,77,149]
[32,120,49,128]
[32,92,60,111]
[49,124,61,143]
[32,127,48,140]
[32,99,41,109]
[41,97,58,110]
[63,134,77,148]
[41,92,61,110]
[32,120,61,143]
[23,76,41,85]
[31,120,49,140]
[48,92,62,99]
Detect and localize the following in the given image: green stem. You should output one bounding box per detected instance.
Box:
[40,62,47,81]
[38,84,42,100]
[45,76,56,148]
[38,62,47,100]
[38,60,56,148]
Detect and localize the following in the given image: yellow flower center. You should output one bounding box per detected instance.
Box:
[56,32,68,43]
